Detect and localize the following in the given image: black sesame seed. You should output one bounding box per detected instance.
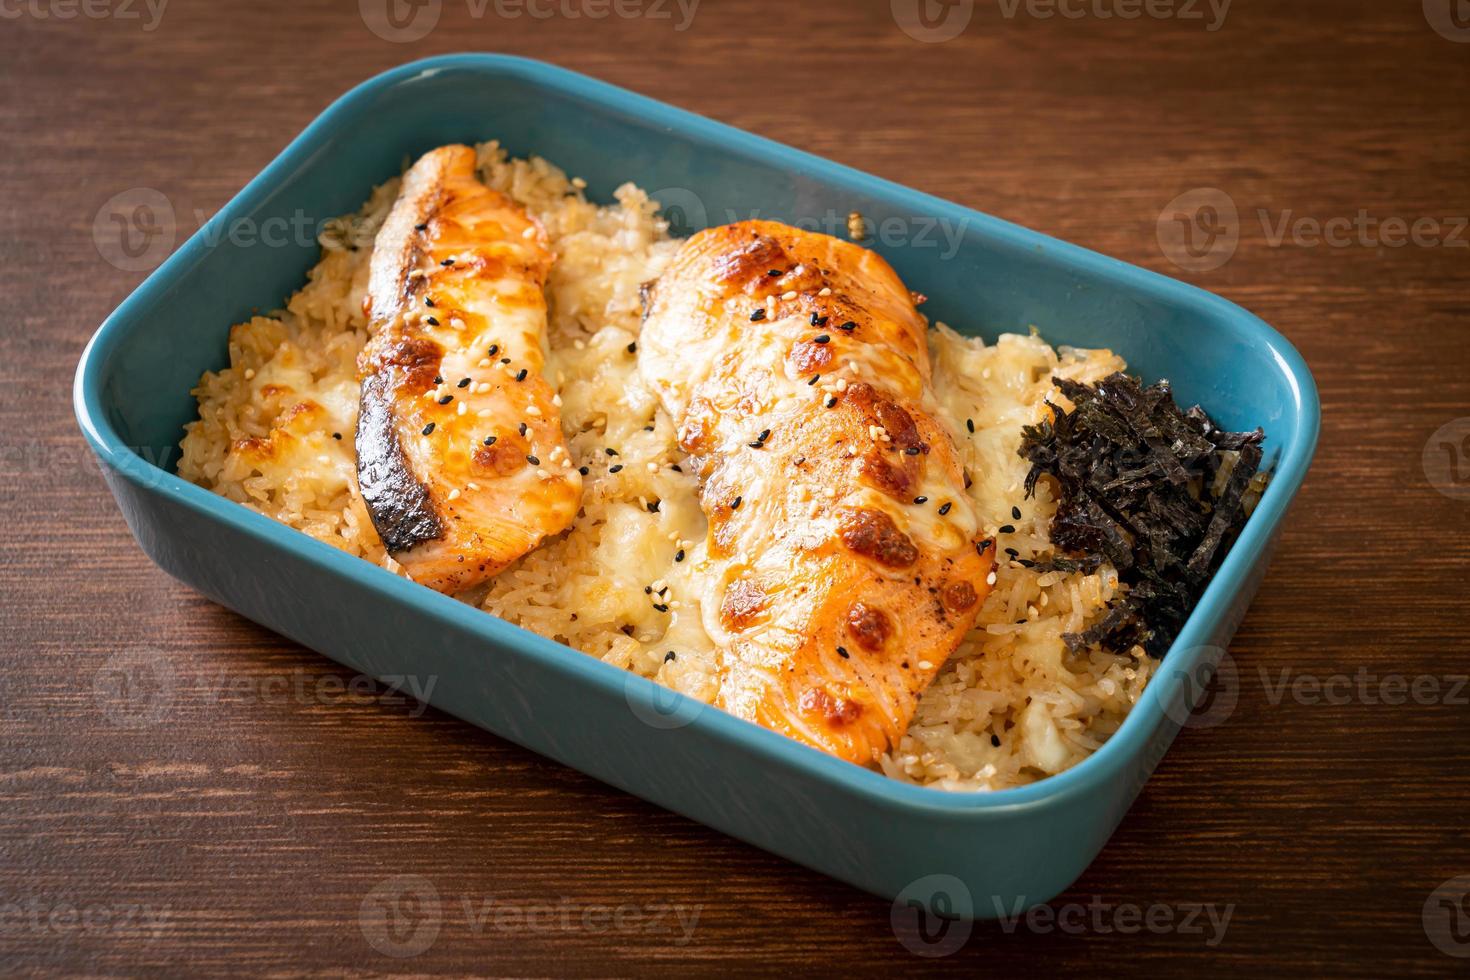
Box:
[438,395,453,405]
[825,396,838,408]
[665,650,678,662]
[647,500,660,513]
[515,369,527,382]
[1012,505,1022,520]
[414,223,428,232]
[609,464,623,473]
[487,344,499,356]
[938,502,952,516]
[605,448,619,456]
[838,320,857,331]
[807,374,820,385]
[627,342,637,354]
[526,455,540,465]
[440,258,454,266]
[670,464,682,472]
[425,297,435,307]
[674,549,685,562]
[750,309,767,322]
[999,524,1015,534]
[1005,547,1019,558]
[1018,558,1037,568]
[332,432,342,440]
[767,269,782,277]
[991,734,1001,747]
[977,539,993,554]
[966,418,975,434]
[758,428,770,442]
[644,586,653,594]
[426,316,440,326]
[904,446,921,456]
[812,334,831,344]
[810,313,829,327]
[434,375,443,385]
[913,495,929,504]
[578,465,590,475]
[484,435,497,446]
[457,377,470,388]
[421,423,436,436]
[837,646,850,659]
[518,423,528,437]
[730,495,743,510]
[653,603,669,613]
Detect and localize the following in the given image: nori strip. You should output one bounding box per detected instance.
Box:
[1019,372,1268,657]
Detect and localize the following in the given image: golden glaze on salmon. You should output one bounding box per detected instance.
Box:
[357,144,580,594]
[639,220,993,765]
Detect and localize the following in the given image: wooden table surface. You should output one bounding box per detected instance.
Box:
[3,0,1468,974]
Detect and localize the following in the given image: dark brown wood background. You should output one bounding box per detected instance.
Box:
[3,0,1468,975]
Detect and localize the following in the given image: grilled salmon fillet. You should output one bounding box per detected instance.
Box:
[639,220,994,765]
[356,144,580,594]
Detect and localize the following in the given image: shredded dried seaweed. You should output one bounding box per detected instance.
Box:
[1019,373,1269,657]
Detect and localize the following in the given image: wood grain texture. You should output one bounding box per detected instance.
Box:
[2,0,1467,974]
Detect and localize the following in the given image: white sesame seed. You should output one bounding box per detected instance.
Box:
[986,571,998,586]
[536,468,550,479]
[782,290,797,300]
[526,405,542,417]
[467,482,480,491]
[918,660,934,670]
[818,287,832,297]
[478,358,492,368]
[243,368,256,380]
[457,402,466,416]
[448,488,461,500]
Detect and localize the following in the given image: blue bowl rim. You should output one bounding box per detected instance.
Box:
[73,53,1321,816]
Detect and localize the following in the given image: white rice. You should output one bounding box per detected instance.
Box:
[179,142,1152,791]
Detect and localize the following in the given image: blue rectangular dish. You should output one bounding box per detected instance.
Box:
[73,54,1319,920]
